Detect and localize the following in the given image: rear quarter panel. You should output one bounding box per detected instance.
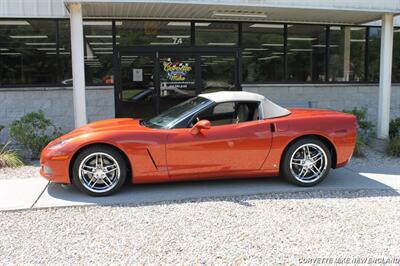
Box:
[261,109,357,172]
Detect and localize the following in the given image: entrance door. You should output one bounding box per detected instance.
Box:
[114,49,240,119]
[158,54,197,113]
[114,52,158,118]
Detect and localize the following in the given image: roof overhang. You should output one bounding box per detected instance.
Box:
[64,0,400,25]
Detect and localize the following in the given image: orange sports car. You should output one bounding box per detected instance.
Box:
[40,91,357,196]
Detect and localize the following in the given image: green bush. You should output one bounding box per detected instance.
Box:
[353,137,367,157]
[0,141,24,168]
[387,136,400,157]
[343,107,375,140]
[389,118,400,139]
[343,107,374,157]
[9,111,62,159]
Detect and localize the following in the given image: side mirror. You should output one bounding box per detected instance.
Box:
[190,120,211,135]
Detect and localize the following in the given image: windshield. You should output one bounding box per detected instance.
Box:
[142,97,212,129]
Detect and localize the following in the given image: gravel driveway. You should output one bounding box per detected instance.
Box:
[0,160,40,180]
[1,189,399,265]
[349,147,400,168]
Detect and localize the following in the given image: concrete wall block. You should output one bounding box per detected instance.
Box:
[288,86,303,95]
[0,87,115,143]
[5,109,25,121]
[26,99,52,114]
[0,104,7,117]
[86,90,114,107]
[24,90,45,100]
[88,115,108,124]
[245,87,258,93]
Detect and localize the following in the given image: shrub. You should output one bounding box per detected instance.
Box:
[343,107,374,157]
[389,118,400,139]
[343,107,375,140]
[387,136,400,157]
[0,125,4,134]
[9,111,62,159]
[353,137,367,157]
[0,141,24,168]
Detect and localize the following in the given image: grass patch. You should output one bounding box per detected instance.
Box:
[343,107,374,157]
[387,118,400,157]
[387,136,400,157]
[0,142,24,168]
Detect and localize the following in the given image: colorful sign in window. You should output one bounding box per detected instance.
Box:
[163,58,192,82]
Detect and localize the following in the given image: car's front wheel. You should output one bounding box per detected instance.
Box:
[72,145,127,196]
[281,138,331,186]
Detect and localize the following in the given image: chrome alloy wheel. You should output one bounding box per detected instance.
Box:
[78,152,121,193]
[289,143,328,183]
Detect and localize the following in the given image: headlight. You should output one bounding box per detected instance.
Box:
[48,138,72,150]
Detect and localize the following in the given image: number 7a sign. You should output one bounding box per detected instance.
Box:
[173,37,183,44]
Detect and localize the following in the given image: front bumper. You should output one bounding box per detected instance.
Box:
[40,146,72,184]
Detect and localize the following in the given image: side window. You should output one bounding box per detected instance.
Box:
[234,102,260,123]
[194,102,236,127]
[213,102,235,114]
[190,101,260,127]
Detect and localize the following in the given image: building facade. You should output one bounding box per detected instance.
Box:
[1,0,400,142]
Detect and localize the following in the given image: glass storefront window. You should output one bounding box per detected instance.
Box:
[241,23,284,82]
[287,25,326,82]
[393,30,400,83]
[195,22,238,46]
[201,55,236,92]
[0,19,58,85]
[83,21,114,85]
[0,19,398,88]
[368,27,381,82]
[329,26,366,82]
[58,20,72,85]
[117,21,191,46]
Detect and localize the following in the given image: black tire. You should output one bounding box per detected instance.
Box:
[281,137,331,187]
[72,145,127,196]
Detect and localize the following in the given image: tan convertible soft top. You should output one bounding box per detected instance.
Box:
[199,91,291,119]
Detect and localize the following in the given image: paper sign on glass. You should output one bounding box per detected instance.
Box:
[133,68,143,82]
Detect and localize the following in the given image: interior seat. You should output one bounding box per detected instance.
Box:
[236,104,250,123]
[253,107,260,120]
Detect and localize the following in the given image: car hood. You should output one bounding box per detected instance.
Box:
[61,118,145,140]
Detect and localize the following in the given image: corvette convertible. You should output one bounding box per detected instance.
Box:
[40,91,356,196]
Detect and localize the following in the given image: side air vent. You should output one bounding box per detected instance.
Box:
[146,149,158,169]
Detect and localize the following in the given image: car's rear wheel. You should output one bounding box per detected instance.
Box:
[281,138,331,186]
[72,145,127,196]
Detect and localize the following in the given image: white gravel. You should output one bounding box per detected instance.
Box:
[0,189,399,265]
[349,147,400,168]
[0,160,40,180]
